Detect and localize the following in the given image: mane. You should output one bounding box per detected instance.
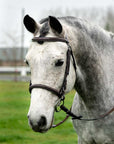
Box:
[39,16,114,48]
[63,17,114,42]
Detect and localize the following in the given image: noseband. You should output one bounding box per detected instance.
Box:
[29,36,114,128]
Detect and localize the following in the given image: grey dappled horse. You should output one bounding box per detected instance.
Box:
[24,15,114,144]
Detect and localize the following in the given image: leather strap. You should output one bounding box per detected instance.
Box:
[29,84,61,98]
[32,37,69,43]
[61,105,114,121]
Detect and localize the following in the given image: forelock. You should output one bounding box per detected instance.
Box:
[40,18,49,37]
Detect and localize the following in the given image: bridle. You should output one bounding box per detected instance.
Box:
[29,37,77,99]
[29,36,114,128]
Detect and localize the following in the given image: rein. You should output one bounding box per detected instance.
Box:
[29,36,114,128]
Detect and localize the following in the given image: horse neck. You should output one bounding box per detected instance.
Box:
[64,20,113,110]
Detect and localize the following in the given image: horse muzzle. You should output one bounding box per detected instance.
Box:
[28,114,49,133]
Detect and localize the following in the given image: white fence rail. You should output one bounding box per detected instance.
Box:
[0,66,30,76]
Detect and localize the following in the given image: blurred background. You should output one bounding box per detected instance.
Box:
[0,1,114,144]
[0,0,114,81]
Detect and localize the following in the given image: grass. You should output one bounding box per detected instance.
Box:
[0,81,78,144]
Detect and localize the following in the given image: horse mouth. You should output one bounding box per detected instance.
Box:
[30,115,54,133]
[32,126,49,133]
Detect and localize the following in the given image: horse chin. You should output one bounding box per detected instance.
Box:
[31,123,54,133]
[32,127,49,133]
[30,116,54,133]
[29,122,52,133]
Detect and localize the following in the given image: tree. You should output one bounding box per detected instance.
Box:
[105,8,114,32]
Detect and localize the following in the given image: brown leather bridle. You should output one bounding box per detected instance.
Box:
[29,37,77,98]
[29,36,114,128]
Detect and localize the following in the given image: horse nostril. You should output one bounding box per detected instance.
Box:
[38,116,47,127]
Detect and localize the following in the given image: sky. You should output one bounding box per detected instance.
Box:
[0,0,114,47]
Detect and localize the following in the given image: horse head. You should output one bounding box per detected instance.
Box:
[23,15,76,133]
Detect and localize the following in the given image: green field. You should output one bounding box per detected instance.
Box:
[0,81,78,144]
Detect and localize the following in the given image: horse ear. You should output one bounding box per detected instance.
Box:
[49,16,63,34]
[23,15,40,34]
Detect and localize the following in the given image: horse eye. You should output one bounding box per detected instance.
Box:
[55,59,64,67]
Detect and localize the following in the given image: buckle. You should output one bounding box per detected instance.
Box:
[55,96,65,112]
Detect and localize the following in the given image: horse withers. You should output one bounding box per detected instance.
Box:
[23,15,114,144]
